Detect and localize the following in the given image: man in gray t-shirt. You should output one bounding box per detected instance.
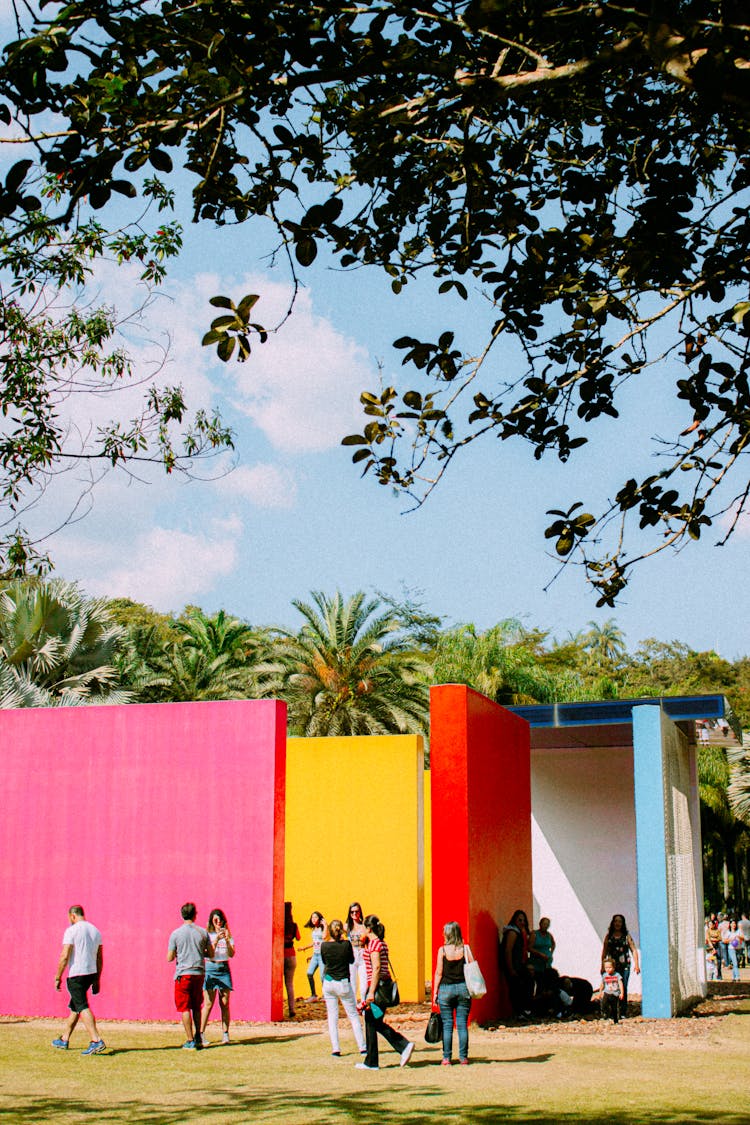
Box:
[167,902,213,1048]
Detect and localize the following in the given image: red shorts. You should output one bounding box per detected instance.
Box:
[174,974,204,1012]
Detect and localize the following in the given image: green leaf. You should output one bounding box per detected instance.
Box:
[295,237,317,266]
[217,336,236,362]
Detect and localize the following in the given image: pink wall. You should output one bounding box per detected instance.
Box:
[0,700,286,1022]
[430,685,532,1022]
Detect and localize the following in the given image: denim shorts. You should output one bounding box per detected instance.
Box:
[204,962,233,992]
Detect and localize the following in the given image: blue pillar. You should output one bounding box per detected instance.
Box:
[633,704,672,1018]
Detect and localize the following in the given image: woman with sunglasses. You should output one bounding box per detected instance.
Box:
[345,901,367,1001]
[200,908,235,1044]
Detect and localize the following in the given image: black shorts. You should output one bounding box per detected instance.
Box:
[67,973,98,1012]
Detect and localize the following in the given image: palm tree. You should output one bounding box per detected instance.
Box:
[580,619,626,667]
[0,578,131,707]
[264,590,430,736]
[432,620,570,706]
[130,609,267,702]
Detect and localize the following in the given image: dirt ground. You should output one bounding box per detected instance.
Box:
[230,979,750,1043]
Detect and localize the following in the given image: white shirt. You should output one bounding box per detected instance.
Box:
[63,920,102,977]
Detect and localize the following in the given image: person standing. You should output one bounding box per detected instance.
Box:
[284,901,301,1018]
[601,914,640,1015]
[739,912,750,967]
[200,908,235,1044]
[302,910,327,1001]
[719,913,732,974]
[529,916,556,977]
[727,919,742,982]
[345,901,367,1000]
[706,914,723,980]
[596,957,625,1023]
[167,902,213,1049]
[320,918,366,1057]
[52,905,105,1054]
[432,921,473,1065]
[355,914,414,1071]
[500,909,533,1019]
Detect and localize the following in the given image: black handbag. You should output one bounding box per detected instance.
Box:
[425,1009,443,1044]
[374,976,400,1009]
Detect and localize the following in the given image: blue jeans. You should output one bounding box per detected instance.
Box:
[437,982,472,1061]
[728,944,740,981]
[307,951,323,994]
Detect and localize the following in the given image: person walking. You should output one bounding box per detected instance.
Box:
[52,905,105,1054]
[356,914,414,1071]
[321,918,366,1057]
[727,919,742,982]
[432,921,473,1065]
[200,908,235,1044]
[167,902,213,1049]
[596,957,625,1023]
[601,914,640,1015]
[706,914,723,980]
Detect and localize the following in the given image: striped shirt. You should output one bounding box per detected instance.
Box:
[363,937,391,984]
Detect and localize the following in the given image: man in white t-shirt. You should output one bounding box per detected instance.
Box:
[52,905,105,1054]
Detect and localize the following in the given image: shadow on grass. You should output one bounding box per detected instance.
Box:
[106,1033,310,1056]
[2,1091,748,1125]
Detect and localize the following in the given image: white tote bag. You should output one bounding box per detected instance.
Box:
[463,945,487,998]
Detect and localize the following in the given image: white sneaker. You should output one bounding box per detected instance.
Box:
[355,1062,378,1070]
[400,1042,414,1067]
[222,1031,230,1045]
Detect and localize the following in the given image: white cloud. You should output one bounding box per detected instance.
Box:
[57,522,241,609]
[719,502,750,539]
[201,274,373,453]
[215,463,298,509]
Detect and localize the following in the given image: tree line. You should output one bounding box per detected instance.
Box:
[1,575,748,909]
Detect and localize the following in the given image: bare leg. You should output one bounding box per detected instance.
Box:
[180,1011,193,1041]
[60,1010,80,1043]
[218,990,231,1035]
[201,989,216,1035]
[77,1006,101,1043]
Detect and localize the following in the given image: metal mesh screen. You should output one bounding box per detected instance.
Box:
[662,720,702,1011]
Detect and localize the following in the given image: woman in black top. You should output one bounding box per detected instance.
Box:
[432,921,473,1065]
[601,914,640,1015]
[320,919,366,1057]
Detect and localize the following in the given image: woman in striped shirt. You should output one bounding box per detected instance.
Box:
[355,914,414,1071]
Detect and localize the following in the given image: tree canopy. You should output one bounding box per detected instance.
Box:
[1,1,749,599]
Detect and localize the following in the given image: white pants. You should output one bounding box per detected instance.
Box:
[322,977,366,1054]
[349,948,368,1000]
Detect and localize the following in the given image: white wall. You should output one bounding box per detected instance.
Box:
[531,744,641,990]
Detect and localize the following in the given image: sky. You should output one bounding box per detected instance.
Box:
[3,8,749,659]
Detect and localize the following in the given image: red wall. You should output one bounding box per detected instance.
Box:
[430,685,532,1021]
[0,699,286,1022]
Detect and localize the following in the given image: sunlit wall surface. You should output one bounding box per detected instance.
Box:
[0,700,287,1021]
[430,684,532,1022]
[285,734,425,1003]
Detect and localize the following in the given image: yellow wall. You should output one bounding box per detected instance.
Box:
[285,734,425,1002]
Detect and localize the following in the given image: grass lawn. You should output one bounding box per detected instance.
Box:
[1,992,749,1125]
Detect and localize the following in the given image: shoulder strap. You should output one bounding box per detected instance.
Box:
[464,944,473,963]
